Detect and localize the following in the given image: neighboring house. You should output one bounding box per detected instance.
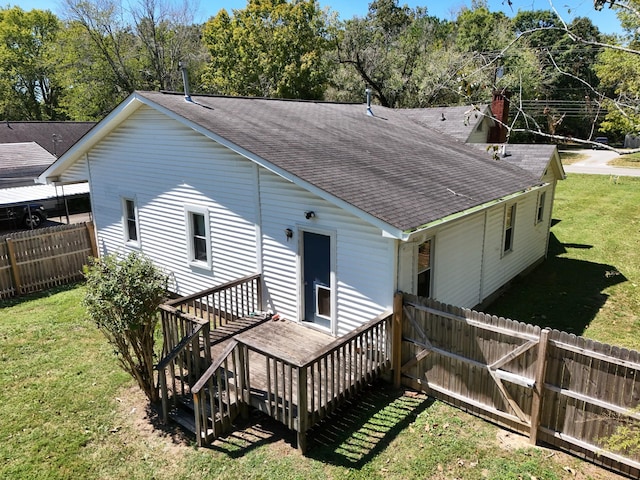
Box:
[403,90,510,144]
[38,91,564,337]
[0,123,94,219]
[0,121,95,157]
[0,142,56,188]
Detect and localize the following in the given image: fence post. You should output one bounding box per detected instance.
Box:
[392,292,403,388]
[530,328,550,445]
[6,238,21,296]
[85,221,98,258]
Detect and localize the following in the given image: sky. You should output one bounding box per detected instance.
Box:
[5,0,624,35]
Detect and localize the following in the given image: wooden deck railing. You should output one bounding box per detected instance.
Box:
[241,310,393,451]
[166,273,262,326]
[156,273,262,430]
[191,340,249,446]
[156,306,211,424]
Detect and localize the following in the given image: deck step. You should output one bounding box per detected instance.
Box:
[169,406,197,434]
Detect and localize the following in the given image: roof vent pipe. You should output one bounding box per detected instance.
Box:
[365,88,373,116]
[179,61,192,103]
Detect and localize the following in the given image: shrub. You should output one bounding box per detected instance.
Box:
[83,252,168,403]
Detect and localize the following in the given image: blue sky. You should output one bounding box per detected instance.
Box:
[6,0,623,34]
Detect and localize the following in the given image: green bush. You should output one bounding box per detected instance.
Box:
[83,252,168,403]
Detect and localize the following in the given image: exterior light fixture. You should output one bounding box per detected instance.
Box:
[304,211,316,219]
[285,228,293,241]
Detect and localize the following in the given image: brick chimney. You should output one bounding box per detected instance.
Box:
[488,90,510,143]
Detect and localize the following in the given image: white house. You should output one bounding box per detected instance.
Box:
[38,91,564,337]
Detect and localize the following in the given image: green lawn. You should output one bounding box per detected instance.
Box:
[487,174,640,350]
[558,150,589,165]
[1,174,636,479]
[610,152,640,168]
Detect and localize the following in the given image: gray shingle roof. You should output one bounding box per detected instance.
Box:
[470,143,558,179]
[0,121,95,156]
[0,142,56,188]
[398,104,489,143]
[138,91,546,232]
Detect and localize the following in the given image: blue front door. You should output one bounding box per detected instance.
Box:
[302,231,331,329]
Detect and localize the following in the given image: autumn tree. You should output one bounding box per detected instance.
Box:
[201,0,330,99]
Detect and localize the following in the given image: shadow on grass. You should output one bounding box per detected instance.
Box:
[206,381,433,465]
[487,231,627,334]
[306,383,433,468]
[0,282,83,308]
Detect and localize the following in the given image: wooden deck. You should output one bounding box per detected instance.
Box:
[157,274,393,451]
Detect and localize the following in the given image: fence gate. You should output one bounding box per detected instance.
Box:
[398,294,544,438]
[396,293,640,477]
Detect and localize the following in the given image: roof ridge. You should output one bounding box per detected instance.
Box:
[153,89,362,106]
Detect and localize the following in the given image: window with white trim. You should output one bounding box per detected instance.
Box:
[122,197,139,244]
[503,204,516,254]
[185,206,211,268]
[536,191,546,224]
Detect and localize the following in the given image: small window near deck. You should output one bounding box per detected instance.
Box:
[123,198,138,244]
[503,204,516,253]
[185,206,211,268]
[536,192,546,224]
[191,213,207,261]
[417,240,432,297]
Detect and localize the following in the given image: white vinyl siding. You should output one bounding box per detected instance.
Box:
[399,186,551,308]
[85,106,259,295]
[432,214,485,307]
[58,154,89,183]
[481,189,547,301]
[259,170,395,337]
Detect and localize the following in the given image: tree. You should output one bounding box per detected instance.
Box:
[201,0,330,99]
[502,0,639,148]
[54,21,131,120]
[0,7,63,120]
[83,252,168,403]
[332,0,451,107]
[131,0,206,92]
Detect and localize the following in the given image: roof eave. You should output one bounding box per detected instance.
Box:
[403,183,547,241]
[37,93,144,184]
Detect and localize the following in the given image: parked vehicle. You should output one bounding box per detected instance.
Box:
[593,136,609,149]
[0,203,47,229]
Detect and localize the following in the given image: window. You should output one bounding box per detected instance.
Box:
[503,204,516,253]
[122,198,138,244]
[185,206,211,268]
[316,284,331,318]
[417,240,432,297]
[536,191,546,224]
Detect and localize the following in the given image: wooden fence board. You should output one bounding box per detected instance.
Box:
[0,222,95,299]
[400,294,640,477]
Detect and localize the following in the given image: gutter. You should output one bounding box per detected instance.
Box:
[401,183,548,242]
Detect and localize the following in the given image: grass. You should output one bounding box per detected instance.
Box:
[559,150,590,165]
[487,174,640,349]
[0,285,616,479]
[1,174,637,479]
[610,151,640,168]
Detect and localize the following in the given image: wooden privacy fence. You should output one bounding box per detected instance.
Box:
[0,222,97,299]
[396,293,640,477]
